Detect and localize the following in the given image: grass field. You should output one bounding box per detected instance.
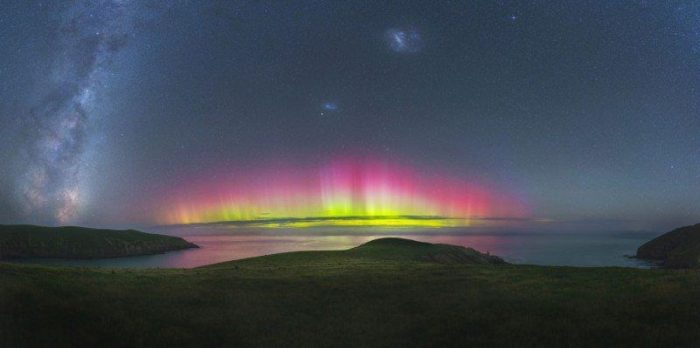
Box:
[1,238,700,347]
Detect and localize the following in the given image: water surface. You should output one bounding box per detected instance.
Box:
[9,226,659,268]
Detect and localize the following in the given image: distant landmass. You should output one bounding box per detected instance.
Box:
[636,223,700,268]
[0,225,198,259]
[168,215,532,229]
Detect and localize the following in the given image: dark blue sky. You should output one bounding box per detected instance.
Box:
[1,0,699,231]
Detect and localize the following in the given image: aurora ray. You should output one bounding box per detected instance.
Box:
[157,158,527,228]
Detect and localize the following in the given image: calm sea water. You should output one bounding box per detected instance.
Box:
[9,226,659,269]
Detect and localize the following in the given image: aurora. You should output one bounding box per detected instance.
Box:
[157,158,527,227]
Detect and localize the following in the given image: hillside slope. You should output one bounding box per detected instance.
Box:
[636,223,700,268]
[0,225,198,259]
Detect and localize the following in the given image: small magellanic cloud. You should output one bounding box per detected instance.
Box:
[322,102,339,111]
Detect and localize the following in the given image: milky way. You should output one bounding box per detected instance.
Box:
[17,1,145,224]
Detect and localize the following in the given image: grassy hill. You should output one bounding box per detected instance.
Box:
[1,238,700,347]
[207,237,505,270]
[0,225,197,259]
[348,237,505,264]
[636,223,700,268]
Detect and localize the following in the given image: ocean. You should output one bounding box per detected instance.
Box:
[9,226,660,268]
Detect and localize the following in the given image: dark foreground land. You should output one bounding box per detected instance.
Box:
[0,225,197,259]
[1,238,700,347]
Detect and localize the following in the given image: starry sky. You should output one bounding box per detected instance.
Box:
[1,0,699,232]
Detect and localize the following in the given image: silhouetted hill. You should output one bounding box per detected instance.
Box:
[0,225,197,259]
[207,237,505,270]
[636,223,700,268]
[349,238,505,264]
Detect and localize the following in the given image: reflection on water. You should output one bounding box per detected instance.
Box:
[9,226,659,269]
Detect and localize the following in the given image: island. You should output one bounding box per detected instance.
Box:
[0,225,198,259]
[636,223,700,268]
[2,237,700,347]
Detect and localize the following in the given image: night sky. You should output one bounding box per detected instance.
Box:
[1,0,699,231]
